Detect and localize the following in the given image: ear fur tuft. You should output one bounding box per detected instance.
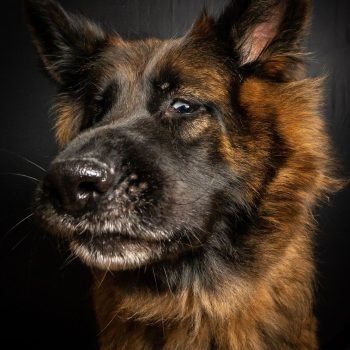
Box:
[26,0,107,84]
[191,0,312,81]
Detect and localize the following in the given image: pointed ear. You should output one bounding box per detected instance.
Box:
[26,0,107,85]
[216,0,311,80]
[188,9,217,40]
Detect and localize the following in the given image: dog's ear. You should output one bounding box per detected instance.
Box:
[26,0,107,85]
[220,0,311,80]
[190,0,311,81]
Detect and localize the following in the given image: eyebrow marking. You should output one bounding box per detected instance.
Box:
[160,82,170,90]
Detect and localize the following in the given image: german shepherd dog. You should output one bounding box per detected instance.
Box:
[27,0,342,348]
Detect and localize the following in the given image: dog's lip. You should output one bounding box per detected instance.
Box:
[34,200,170,243]
[73,230,161,245]
[70,231,166,271]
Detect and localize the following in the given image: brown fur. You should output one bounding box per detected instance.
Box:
[26,0,345,349]
[91,77,341,350]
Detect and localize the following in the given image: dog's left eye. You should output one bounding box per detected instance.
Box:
[170,100,199,114]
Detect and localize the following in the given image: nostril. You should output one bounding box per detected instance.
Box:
[44,159,115,214]
[78,181,100,194]
[43,177,64,210]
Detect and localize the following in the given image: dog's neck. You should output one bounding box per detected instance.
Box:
[93,229,317,349]
[91,132,331,349]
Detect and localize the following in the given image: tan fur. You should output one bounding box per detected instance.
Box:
[89,73,343,349]
[27,1,344,348]
[53,93,84,147]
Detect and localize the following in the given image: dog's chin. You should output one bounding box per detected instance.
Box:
[70,232,166,271]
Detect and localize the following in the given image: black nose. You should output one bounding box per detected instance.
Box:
[44,159,114,214]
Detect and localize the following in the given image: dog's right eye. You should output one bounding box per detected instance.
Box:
[92,96,106,124]
[89,82,119,127]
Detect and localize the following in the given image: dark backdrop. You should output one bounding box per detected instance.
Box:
[0,1,349,349]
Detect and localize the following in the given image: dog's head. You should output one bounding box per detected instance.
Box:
[28,0,335,274]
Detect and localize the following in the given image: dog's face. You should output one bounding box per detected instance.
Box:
[28,0,313,272]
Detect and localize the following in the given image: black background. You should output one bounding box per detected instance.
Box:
[0,1,349,349]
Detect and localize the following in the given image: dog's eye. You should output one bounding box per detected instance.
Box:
[93,96,106,122]
[170,100,199,114]
[89,82,119,127]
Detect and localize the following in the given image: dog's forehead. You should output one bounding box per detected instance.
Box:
[100,36,232,96]
[100,37,163,80]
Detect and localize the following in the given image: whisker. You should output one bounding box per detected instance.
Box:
[97,262,111,288]
[11,232,32,251]
[3,213,34,238]
[97,310,120,336]
[60,253,79,270]
[0,148,46,172]
[1,172,40,182]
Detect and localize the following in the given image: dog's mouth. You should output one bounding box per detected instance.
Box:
[70,230,170,270]
[33,149,206,270]
[34,189,187,271]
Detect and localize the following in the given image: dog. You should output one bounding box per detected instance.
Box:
[26,0,342,348]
